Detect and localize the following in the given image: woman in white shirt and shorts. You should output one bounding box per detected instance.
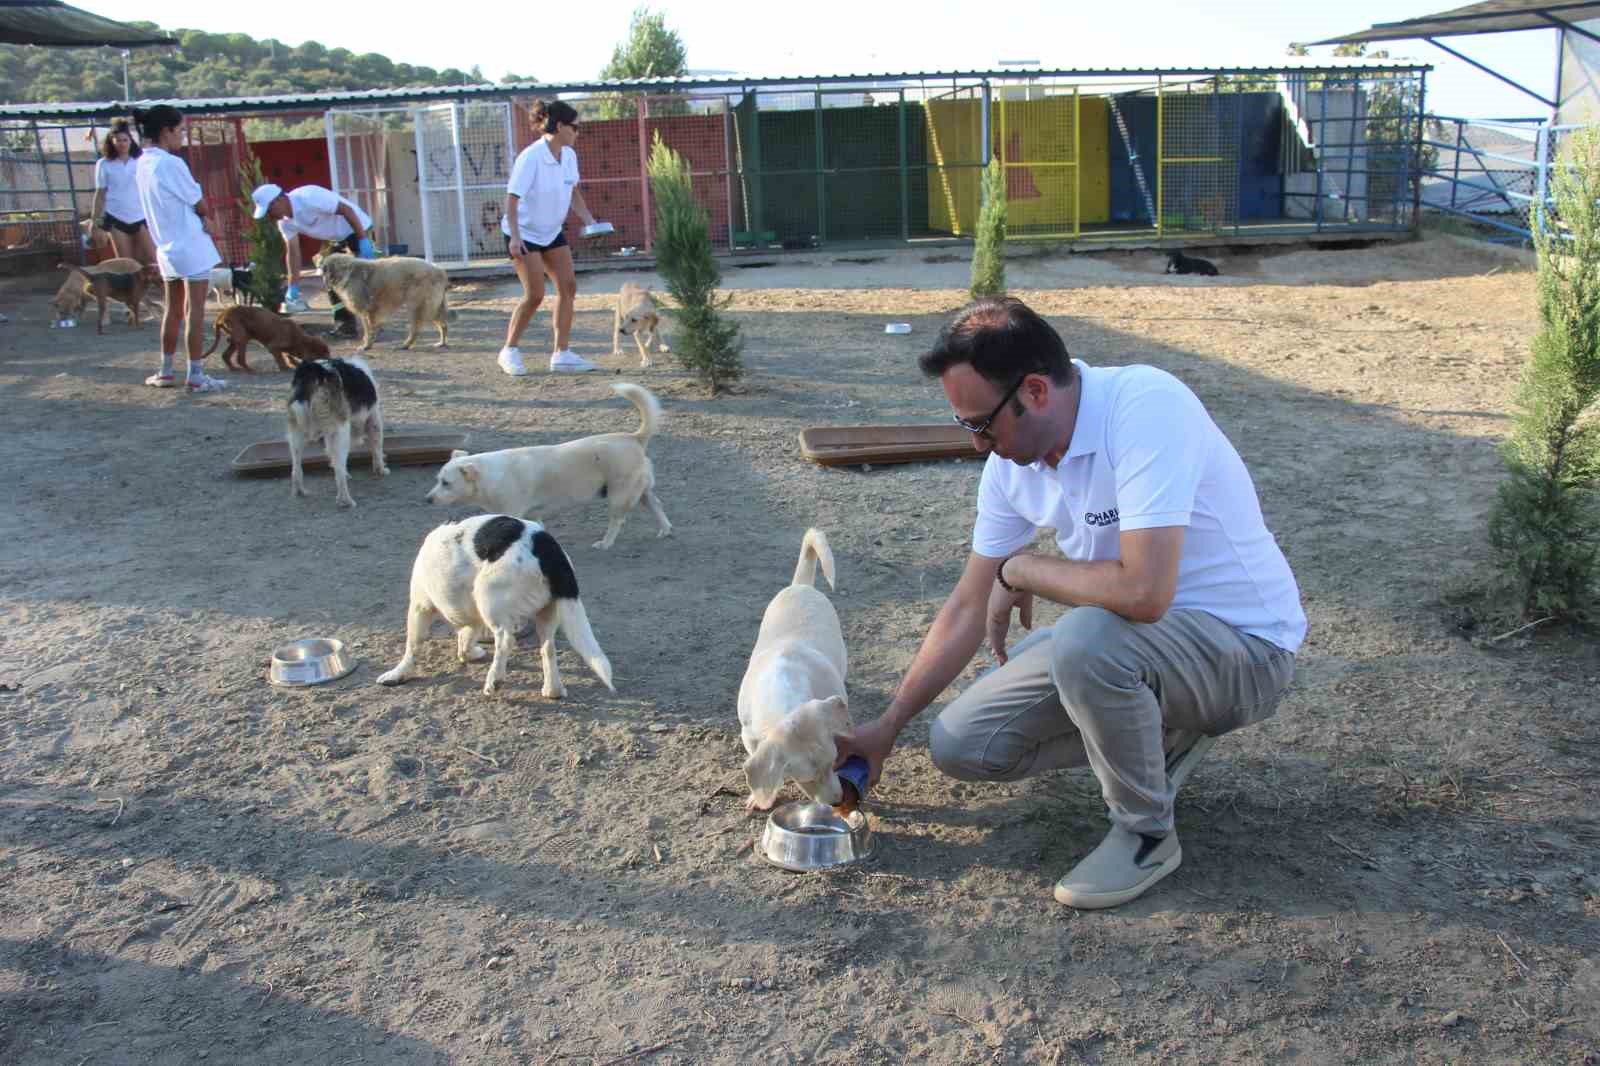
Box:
[497,99,601,376]
[90,119,156,266]
[132,105,226,394]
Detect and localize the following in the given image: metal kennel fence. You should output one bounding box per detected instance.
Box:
[1,62,1433,274]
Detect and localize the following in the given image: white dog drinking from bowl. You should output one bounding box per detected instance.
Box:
[738,528,851,812]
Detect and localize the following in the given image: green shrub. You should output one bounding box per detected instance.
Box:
[970,156,1007,300]
[647,133,743,393]
[1485,125,1600,625]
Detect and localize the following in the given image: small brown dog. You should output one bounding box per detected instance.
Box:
[203,305,330,372]
[612,282,669,368]
[53,259,158,333]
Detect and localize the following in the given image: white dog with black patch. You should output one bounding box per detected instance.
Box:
[423,382,672,550]
[738,528,851,812]
[287,356,387,510]
[377,514,615,698]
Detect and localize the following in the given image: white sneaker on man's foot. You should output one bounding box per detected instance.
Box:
[281,295,310,314]
[549,350,599,373]
[1054,827,1181,910]
[498,346,528,376]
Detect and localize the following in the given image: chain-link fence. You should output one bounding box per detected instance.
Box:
[5,65,1433,275]
[1421,115,1558,242]
[0,120,97,274]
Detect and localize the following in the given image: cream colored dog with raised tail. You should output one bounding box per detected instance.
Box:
[738,528,851,812]
[424,382,672,550]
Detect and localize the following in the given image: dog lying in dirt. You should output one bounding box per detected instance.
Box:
[317,252,450,351]
[612,282,670,367]
[1165,250,1220,276]
[287,356,387,510]
[376,514,615,698]
[739,529,851,812]
[204,305,330,372]
[424,382,673,550]
[52,259,159,332]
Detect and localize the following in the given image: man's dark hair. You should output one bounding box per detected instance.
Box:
[919,296,1075,389]
[131,105,183,143]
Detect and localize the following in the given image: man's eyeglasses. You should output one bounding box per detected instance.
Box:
[952,372,1029,438]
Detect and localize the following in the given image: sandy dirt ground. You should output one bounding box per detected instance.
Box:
[1,232,1596,1065]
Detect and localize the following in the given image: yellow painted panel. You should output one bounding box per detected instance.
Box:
[925,94,1112,233]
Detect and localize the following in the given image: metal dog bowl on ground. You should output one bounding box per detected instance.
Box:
[268,638,357,687]
[759,801,875,871]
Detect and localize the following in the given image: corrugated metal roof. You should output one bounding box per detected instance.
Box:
[0,60,1430,121]
[0,0,175,47]
[1314,0,1600,45]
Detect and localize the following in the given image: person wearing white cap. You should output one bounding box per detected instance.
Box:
[250,182,375,338]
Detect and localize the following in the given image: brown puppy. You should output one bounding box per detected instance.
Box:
[203,305,331,372]
[611,282,670,368]
[53,259,158,333]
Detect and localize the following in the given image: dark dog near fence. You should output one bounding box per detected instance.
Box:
[1165,250,1220,277]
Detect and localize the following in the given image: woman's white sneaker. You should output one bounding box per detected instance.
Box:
[498,346,528,376]
[549,350,598,372]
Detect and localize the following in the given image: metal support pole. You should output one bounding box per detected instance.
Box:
[413,107,434,263]
[1315,80,1326,232]
[1234,83,1243,238]
[1533,120,1550,239]
[638,96,653,252]
[325,110,341,198]
[814,88,826,243]
[980,81,991,165]
[1156,76,1164,240]
[722,103,734,250]
[449,103,470,265]
[897,88,909,241]
[1073,85,1081,240]
[1411,71,1427,230]
[1343,79,1355,223]
[59,124,83,263]
[1450,120,1463,209]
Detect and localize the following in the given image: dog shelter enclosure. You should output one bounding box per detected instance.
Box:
[0,61,1428,272]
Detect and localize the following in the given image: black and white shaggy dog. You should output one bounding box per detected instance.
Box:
[376,515,615,698]
[287,356,387,510]
[1165,250,1220,276]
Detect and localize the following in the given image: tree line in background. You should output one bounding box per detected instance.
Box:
[0,23,538,107]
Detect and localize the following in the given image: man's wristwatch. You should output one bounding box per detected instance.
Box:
[996,554,1020,592]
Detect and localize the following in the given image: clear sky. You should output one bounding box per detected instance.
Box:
[107,0,1562,119]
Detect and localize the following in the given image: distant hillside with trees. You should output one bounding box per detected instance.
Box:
[0,22,536,106]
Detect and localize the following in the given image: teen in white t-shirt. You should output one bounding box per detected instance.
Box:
[837,297,1305,911]
[90,119,155,266]
[496,99,600,376]
[131,105,225,394]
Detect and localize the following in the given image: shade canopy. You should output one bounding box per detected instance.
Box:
[0,0,175,48]
[1314,1,1600,46]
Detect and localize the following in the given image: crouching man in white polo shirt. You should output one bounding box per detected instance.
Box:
[250,182,375,338]
[837,296,1306,909]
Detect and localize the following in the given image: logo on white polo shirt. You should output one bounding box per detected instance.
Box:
[1084,507,1120,527]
